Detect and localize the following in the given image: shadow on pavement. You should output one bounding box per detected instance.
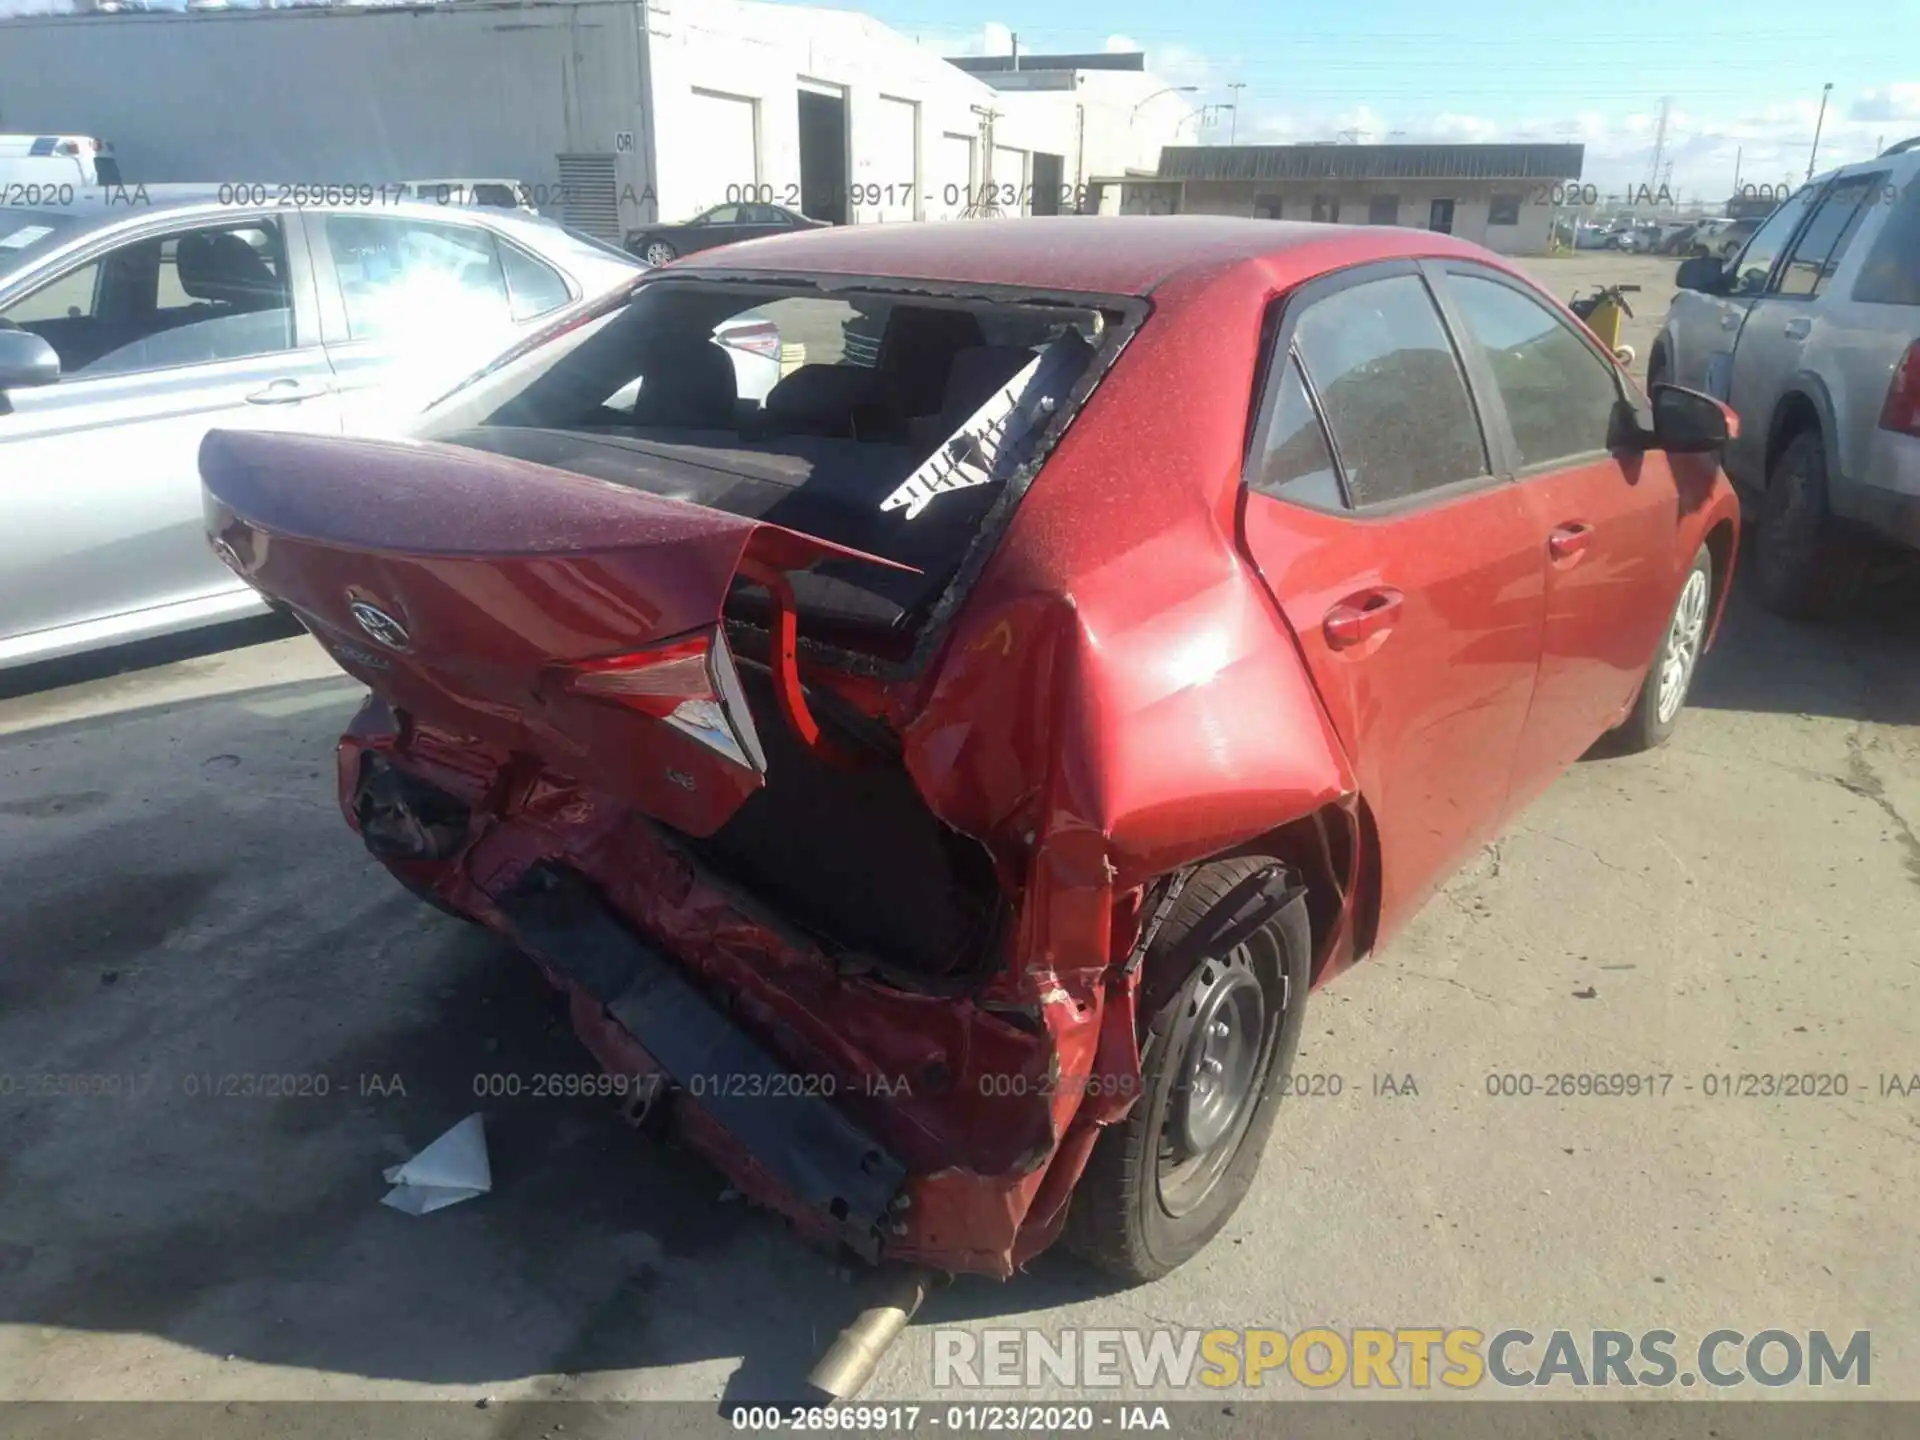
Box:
[1687,562,1920,728]
[0,673,1123,1403]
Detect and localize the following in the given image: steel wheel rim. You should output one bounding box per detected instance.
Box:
[1158,946,1267,1218]
[1657,568,1709,723]
[644,242,676,265]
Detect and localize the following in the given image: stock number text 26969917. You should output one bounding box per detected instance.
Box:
[723,182,1092,212]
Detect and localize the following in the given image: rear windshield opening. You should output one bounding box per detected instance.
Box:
[422,280,1122,657]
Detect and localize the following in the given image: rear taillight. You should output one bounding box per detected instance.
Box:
[1879,341,1920,437]
[716,320,781,364]
[563,626,766,774]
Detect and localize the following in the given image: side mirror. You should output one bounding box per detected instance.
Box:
[0,327,60,390]
[1675,254,1727,294]
[1651,382,1738,453]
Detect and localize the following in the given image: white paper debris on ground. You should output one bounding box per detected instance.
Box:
[381,1113,491,1215]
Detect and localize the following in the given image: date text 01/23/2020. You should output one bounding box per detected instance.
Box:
[722,181,1094,212]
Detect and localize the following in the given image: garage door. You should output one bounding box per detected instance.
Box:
[687,89,758,213]
[992,145,1029,214]
[934,131,976,220]
[863,96,918,224]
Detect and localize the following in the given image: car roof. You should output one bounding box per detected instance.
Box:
[669,214,1497,297]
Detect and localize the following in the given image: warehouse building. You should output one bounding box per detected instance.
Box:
[0,0,1190,238]
[946,50,1201,211]
[1095,142,1587,254]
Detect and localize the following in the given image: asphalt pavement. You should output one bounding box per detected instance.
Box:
[1,251,1917,1412]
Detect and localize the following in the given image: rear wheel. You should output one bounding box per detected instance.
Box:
[1755,429,1866,619]
[1065,858,1311,1283]
[642,239,678,265]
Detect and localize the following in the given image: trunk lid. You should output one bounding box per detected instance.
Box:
[201,428,915,836]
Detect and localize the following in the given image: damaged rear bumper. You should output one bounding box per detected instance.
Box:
[338,698,1105,1277]
[499,861,909,1261]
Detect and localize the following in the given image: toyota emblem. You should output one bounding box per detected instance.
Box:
[348,601,410,651]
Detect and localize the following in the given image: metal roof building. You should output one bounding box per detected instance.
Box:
[1094,142,1587,255]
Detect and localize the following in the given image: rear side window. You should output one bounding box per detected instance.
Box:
[1776,174,1882,298]
[497,240,571,321]
[1291,273,1488,506]
[1250,354,1343,507]
[1854,180,1920,306]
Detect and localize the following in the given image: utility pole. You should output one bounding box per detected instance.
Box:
[1643,96,1671,198]
[1733,145,1742,197]
[1010,33,1019,71]
[1807,82,1833,181]
[1227,82,1246,145]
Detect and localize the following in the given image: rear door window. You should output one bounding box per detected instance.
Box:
[1290,272,1489,506]
[323,214,512,341]
[1853,178,1920,305]
[1775,174,1882,298]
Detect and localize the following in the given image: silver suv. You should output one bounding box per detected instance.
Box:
[1651,138,1920,616]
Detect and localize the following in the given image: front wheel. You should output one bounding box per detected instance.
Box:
[1065,858,1311,1283]
[1616,544,1712,753]
[642,239,678,265]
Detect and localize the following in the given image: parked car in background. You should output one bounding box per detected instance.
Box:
[1658,221,1703,256]
[1651,139,1920,615]
[623,201,826,266]
[0,133,122,192]
[1710,217,1760,260]
[0,191,775,668]
[201,216,1738,1287]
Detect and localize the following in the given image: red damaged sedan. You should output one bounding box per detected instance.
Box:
[201,217,1739,1286]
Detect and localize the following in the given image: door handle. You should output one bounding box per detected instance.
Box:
[1324,588,1403,649]
[1549,522,1594,560]
[1720,312,1741,330]
[1783,316,1812,341]
[245,377,332,405]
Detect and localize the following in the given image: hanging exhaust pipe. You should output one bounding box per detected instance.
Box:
[805,1266,935,1401]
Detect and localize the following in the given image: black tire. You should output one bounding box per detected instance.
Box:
[1754,429,1866,619]
[1065,857,1311,1283]
[1617,543,1713,753]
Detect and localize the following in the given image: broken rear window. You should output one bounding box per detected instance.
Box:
[417,279,1122,650]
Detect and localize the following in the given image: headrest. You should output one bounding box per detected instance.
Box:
[763,363,881,436]
[176,231,280,307]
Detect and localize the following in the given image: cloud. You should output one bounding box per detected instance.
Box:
[1849,85,1920,124]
